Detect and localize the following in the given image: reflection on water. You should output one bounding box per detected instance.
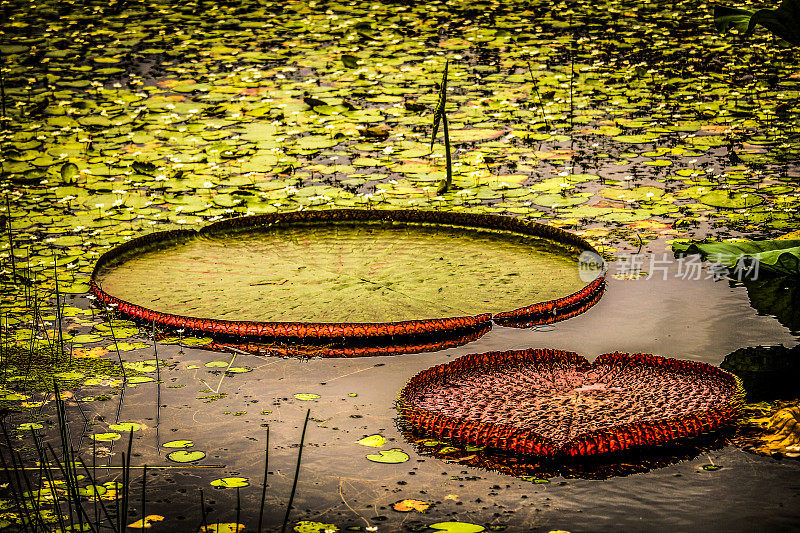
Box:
[399,422,732,481]
[721,344,800,402]
[205,323,493,358]
[742,276,800,334]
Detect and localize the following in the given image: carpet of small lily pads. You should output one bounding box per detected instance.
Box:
[1,0,800,531]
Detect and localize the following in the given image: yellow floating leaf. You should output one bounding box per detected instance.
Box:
[74,347,109,359]
[200,523,245,533]
[294,521,338,533]
[356,434,386,447]
[127,515,164,528]
[293,393,320,401]
[392,499,430,512]
[752,406,800,456]
[532,149,573,160]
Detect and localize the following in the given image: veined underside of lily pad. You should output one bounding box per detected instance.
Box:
[398,349,744,457]
[90,209,604,343]
[205,323,492,359]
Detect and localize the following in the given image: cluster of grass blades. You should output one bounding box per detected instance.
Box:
[0,227,324,531]
[0,397,313,532]
[0,339,125,410]
[0,383,141,533]
[1,257,127,415]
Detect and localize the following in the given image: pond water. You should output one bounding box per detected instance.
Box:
[2,0,800,530]
[45,259,798,533]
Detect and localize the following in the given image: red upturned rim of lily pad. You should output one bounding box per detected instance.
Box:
[398,348,745,457]
[90,209,605,342]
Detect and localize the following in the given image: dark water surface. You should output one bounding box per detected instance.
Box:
[66,260,800,533]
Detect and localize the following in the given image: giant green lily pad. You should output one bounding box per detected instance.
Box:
[92,212,596,324]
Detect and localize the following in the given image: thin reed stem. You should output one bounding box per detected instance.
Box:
[4,195,14,281]
[199,489,208,533]
[0,423,36,531]
[235,486,241,532]
[257,425,269,533]
[281,409,310,533]
[141,464,147,532]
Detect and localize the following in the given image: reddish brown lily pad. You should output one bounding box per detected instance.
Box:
[398,349,744,457]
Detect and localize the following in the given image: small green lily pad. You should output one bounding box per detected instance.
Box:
[114,342,150,352]
[91,432,121,442]
[124,361,158,372]
[429,522,485,533]
[163,440,194,448]
[294,521,338,533]
[226,367,252,374]
[61,161,79,183]
[167,450,206,463]
[699,190,764,209]
[201,523,245,533]
[109,422,141,432]
[77,484,107,498]
[366,448,409,464]
[182,337,213,346]
[16,422,44,431]
[521,476,550,484]
[210,477,250,488]
[294,393,320,401]
[71,334,103,344]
